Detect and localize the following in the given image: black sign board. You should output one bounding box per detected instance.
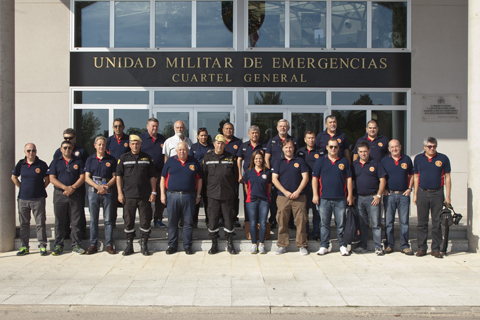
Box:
[70,51,411,88]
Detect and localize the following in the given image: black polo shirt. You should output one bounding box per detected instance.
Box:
[12,156,49,200]
[312,155,351,199]
[162,155,202,192]
[53,144,89,163]
[188,142,213,169]
[271,156,309,196]
[106,134,130,160]
[237,140,266,171]
[265,134,297,167]
[315,129,350,158]
[139,132,166,172]
[353,134,389,162]
[381,154,413,191]
[224,136,242,157]
[116,151,156,198]
[352,157,387,195]
[47,157,85,191]
[413,152,451,190]
[84,153,117,180]
[243,168,271,202]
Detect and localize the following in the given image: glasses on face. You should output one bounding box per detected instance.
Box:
[62,146,72,150]
[26,150,36,153]
[64,136,74,140]
[113,125,123,128]
[426,145,437,149]
[328,145,339,149]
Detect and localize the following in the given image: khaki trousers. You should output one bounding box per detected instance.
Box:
[276,194,308,248]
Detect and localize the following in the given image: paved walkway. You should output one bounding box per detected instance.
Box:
[0,248,479,307]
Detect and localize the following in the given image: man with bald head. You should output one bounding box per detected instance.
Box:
[161,142,202,255]
[381,139,414,255]
[12,143,50,256]
[163,120,193,163]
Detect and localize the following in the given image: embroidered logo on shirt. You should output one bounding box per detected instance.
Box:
[314,154,319,159]
[262,174,267,179]
[75,151,80,157]
[106,162,111,167]
[124,143,128,147]
[369,166,375,172]
[435,160,442,167]
[338,163,345,170]
[378,142,383,147]
[161,144,164,148]
[35,168,41,173]
[73,164,79,170]
[294,163,300,168]
[233,145,238,149]
[337,139,341,144]
[401,163,408,169]
[189,165,195,171]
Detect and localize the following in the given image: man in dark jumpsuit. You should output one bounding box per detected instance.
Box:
[116,134,157,256]
[203,134,239,255]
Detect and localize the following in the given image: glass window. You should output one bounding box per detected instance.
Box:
[115,1,150,47]
[155,91,232,104]
[197,1,234,47]
[290,1,326,48]
[331,1,367,48]
[248,91,326,105]
[372,2,407,48]
[74,1,110,47]
[292,112,324,148]
[197,112,231,143]
[74,91,150,104]
[249,1,285,48]
[74,109,109,155]
[332,110,366,152]
[157,112,190,137]
[155,1,192,47]
[332,92,406,105]
[372,110,406,151]
[250,112,283,144]
[114,109,149,135]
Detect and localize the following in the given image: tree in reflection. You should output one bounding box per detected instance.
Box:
[77,111,101,155]
[353,93,373,106]
[253,91,283,105]
[126,127,145,136]
[373,2,407,48]
[161,121,174,138]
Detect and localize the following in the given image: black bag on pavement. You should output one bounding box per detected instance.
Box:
[343,206,361,244]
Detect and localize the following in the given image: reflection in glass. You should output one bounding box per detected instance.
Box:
[197,1,234,47]
[74,91,149,104]
[155,1,191,47]
[248,91,326,105]
[74,109,109,155]
[248,1,285,48]
[157,112,189,138]
[332,92,406,105]
[331,110,366,152]
[290,2,326,48]
[197,112,230,143]
[114,109,149,136]
[372,110,406,151]
[372,2,407,48]
[292,113,324,148]
[331,1,367,48]
[75,1,110,47]
[251,112,283,144]
[115,2,150,47]
[155,91,232,105]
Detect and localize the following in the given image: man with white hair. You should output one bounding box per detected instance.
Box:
[163,120,193,162]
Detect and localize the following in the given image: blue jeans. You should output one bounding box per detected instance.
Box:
[245,198,269,243]
[87,188,113,247]
[305,191,320,237]
[384,193,410,249]
[356,195,382,249]
[166,191,195,249]
[319,198,346,248]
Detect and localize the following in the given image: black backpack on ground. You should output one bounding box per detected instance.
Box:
[343,206,361,244]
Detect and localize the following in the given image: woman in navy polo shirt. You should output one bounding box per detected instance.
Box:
[243,150,271,254]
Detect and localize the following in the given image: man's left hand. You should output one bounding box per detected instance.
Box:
[371,195,381,206]
[149,193,156,203]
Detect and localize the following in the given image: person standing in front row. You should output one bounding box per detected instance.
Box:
[272,139,309,256]
[243,150,271,254]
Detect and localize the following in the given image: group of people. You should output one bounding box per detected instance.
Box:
[12,115,452,259]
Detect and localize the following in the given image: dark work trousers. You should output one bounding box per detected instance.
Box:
[154,172,166,222]
[123,197,152,239]
[207,198,235,238]
[233,183,240,222]
[416,188,444,252]
[53,189,83,248]
[194,183,208,224]
[242,185,249,222]
[64,183,86,239]
[18,197,47,248]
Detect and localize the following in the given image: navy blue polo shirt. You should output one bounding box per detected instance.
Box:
[296,147,324,173]
[381,154,413,191]
[265,134,297,167]
[53,144,89,163]
[139,132,166,172]
[413,152,451,190]
[315,130,350,158]
[12,157,49,200]
[224,136,242,157]
[353,134,389,162]
[47,157,85,191]
[312,155,352,199]
[243,168,271,202]
[106,134,130,160]
[161,155,202,192]
[352,157,387,195]
[271,157,309,196]
[188,142,213,168]
[237,141,266,171]
[84,153,117,180]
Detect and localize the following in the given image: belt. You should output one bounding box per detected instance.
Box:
[419,187,442,193]
[167,190,195,195]
[389,190,406,194]
[358,192,377,197]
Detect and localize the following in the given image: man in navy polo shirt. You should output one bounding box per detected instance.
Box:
[48,140,86,256]
[352,141,387,255]
[381,139,414,255]
[352,120,389,162]
[84,136,117,255]
[272,139,309,255]
[296,130,324,241]
[237,125,265,224]
[312,138,353,256]
[223,122,242,227]
[265,119,298,229]
[11,143,50,256]
[413,137,451,259]
[161,142,202,255]
[139,118,167,228]
[315,115,351,163]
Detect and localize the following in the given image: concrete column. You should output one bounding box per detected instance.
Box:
[468,0,480,252]
[0,0,16,252]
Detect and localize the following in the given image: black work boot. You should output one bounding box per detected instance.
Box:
[140,238,150,256]
[123,239,134,256]
[208,238,218,255]
[226,234,237,255]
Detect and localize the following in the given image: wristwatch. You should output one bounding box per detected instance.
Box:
[151,191,157,195]
[376,194,381,198]
[197,194,202,198]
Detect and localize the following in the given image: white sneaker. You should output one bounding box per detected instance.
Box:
[299,247,309,255]
[316,247,329,255]
[340,246,350,256]
[251,244,258,254]
[275,247,287,255]
[258,244,266,254]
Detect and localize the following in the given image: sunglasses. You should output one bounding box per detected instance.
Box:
[64,136,75,140]
[328,145,339,149]
[113,125,123,128]
[426,145,437,149]
[62,146,73,150]
[26,149,36,153]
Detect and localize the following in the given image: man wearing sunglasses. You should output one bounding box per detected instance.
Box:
[413,137,451,259]
[11,143,50,256]
[47,140,86,255]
